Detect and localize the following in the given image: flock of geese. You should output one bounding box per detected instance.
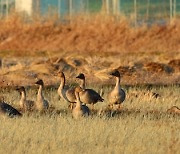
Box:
[1,69,180,119]
[0,70,126,119]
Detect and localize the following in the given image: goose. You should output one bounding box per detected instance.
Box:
[0,98,22,118]
[57,71,76,109]
[72,86,90,119]
[76,73,104,108]
[35,79,49,111]
[108,70,126,110]
[16,86,35,112]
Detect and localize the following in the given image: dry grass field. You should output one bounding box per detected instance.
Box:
[0,14,180,53]
[0,14,180,154]
[0,85,180,154]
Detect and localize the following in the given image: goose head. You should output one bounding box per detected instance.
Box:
[110,70,120,78]
[35,79,44,86]
[76,73,85,80]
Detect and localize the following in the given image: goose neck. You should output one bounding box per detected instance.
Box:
[75,92,81,109]
[37,85,43,99]
[60,76,65,89]
[80,79,85,90]
[115,77,120,88]
[20,91,26,101]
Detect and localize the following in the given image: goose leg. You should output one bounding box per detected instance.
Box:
[68,103,73,110]
[108,104,113,110]
[118,104,122,110]
[68,103,75,110]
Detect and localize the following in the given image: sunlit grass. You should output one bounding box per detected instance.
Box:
[0,85,179,153]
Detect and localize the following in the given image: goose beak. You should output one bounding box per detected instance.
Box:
[76,73,84,79]
[15,88,20,91]
[35,81,39,84]
[76,75,80,79]
[109,72,115,76]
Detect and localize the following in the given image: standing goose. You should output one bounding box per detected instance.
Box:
[16,86,34,112]
[57,71,76,109]
[108,70,126,110]
[35,79,49,111]
[72,86,90,119]
[76,73,104,107]
[0,98,22,117]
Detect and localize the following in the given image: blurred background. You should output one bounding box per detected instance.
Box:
[0,0,180,24]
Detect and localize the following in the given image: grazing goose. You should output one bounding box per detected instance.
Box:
[35,79,49,111]
[0,98,22,117]
[72,86,90,119]
[16,86,34,112]
[108,70,126,110]
[76,73,104,108]
[57,71,76,109]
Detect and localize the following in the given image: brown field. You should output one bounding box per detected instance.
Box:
[0,14,180,86]
[0,14,180,154]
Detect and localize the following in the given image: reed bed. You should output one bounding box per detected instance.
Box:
[0,13,180,54]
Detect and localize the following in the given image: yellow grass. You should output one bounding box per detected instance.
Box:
[0,13,179,154]
[0,85,179,154]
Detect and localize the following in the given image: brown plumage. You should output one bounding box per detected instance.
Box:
[57,71,76,109]
[16,86,35,112]
[35,79,49,111]
[0,97,22,118]
[72,86,90,119]
[76,73,104,107]
[108,70,126,110]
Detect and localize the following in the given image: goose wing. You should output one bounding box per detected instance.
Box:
[43,99,49,109]
[66,88,76,103]
[82,104,90,116]
[81,89,104,104]
[118,89,126,103]
[108,88,126,104]
[0,102,22,117]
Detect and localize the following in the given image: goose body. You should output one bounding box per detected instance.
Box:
[16,86,34,112]
[108,85,125,105]
[0,101,22,117]
[108,70,126,109]
[57,71,76,108]
[76,73,104,105]
[35,79,49,111]
[72,87,90,119]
